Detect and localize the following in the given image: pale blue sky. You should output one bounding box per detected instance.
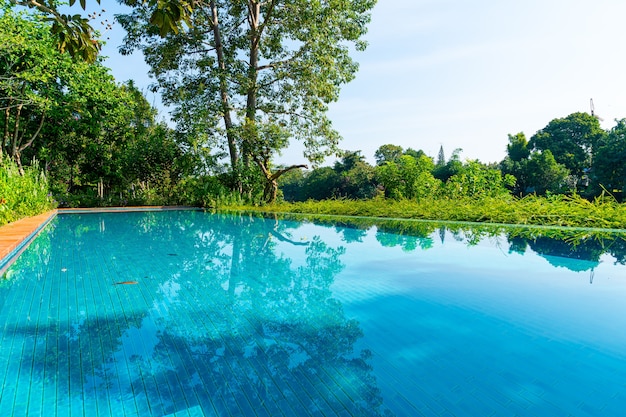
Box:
[95,0,626,166]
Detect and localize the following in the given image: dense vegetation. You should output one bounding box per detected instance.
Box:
[2,1,626,230]
[0,158,55,226]
[231,195,626,230]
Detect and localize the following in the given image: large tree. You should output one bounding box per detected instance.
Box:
[500,132,530,195]
[118,0,376,202]
[0,4,60,171]
[374,143,403,166]
[376,153,440,200]
[529,112,606,188]
[592,119,626,198]
[525,150,569,195]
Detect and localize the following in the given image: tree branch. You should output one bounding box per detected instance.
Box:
[270,164,307,181]
[18,113,46,153]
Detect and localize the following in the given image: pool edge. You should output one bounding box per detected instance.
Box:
[0,210,58,276]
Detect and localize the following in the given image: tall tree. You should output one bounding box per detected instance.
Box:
[506,132,530,162]
[500,132,530,195]
[374,144,403,165]
[525,150,569,195]
[529,112,606,188]
[436,145,445,166]
[376,153,440,200]
[591,119,626,198]
[433,147,463,182]
[118,0,377,202]
[0,5,59,171]
[333,151,376,199]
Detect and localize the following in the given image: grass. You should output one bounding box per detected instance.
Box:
[225,194,626,231]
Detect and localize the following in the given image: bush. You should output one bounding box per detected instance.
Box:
[173,175,243,207]
[0,158,56,226]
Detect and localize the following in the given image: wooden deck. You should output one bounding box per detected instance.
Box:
[0,210,57,268]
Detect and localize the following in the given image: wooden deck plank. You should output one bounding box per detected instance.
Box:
[0,206,200,272]
[0,211,57,262]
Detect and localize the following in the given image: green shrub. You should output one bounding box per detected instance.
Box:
[0,158,56,226]
[228,194,626,230]
[173,175,244,208]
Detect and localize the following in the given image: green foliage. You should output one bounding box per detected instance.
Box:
[0,5,63,167]
[374,144,403,165]
[333,151,377,199]
[501,131,573,196]
[300,167,340,201]
[525,150,570,195]
[433,147,463,182]
[0,9,198,209]
[11,0,102,62]
[0,157,55,225]
[118,0,377,198]
[277,168,306,201]
[232,193,626,230]
[444,160,515,199]
[591,119,626,199]
[281,152,378,202]
[529,112,606,186]
[172,175,239,208]
[506,132,530,162]
[376,154,440,200]
[15,0,198,62]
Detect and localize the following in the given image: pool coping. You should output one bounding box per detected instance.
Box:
[0,206,201,275]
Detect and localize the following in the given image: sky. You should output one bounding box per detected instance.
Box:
[92,0,626,166]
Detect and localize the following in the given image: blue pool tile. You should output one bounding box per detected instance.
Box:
[3,211,626,416]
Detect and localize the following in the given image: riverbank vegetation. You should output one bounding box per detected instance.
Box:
[2,1,626,230]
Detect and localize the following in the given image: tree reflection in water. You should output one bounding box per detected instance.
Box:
[0,211,393,417]
[2,210,626,416]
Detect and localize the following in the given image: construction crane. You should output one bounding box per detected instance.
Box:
[590,98,604,121]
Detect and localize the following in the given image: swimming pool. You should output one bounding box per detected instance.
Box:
[1,210,625,416]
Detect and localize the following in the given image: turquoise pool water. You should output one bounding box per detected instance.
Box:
[1,210,626,416]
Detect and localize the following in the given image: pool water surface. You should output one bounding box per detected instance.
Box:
[1,210,625,416]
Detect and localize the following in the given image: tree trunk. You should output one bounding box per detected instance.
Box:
[242,1,263,200]
[1,104,11,158]
[18,113,45,155]
[259,163,308,203]
[210,0,240,189]
[246,1,260,125]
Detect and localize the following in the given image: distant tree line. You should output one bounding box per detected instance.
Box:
[279,112,626,202]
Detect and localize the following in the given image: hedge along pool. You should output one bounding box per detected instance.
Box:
[1,210,626,417]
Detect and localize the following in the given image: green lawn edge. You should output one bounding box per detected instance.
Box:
[222,196,626,232]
